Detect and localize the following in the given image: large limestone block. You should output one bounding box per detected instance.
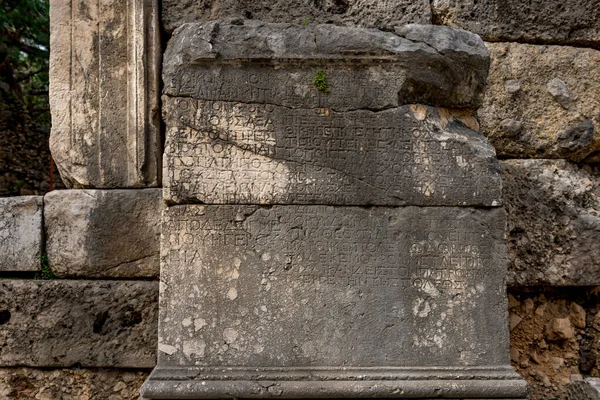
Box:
[568,378,600,400]
[502,160,600,286]
[141,205,527,399]
[161,0,431,34]
[480,42,600,163]
[49,0,161,188]
[164,99,502,206]
[0,280,158,368]
[0,196,42,271]
[45,189,163,278]
[0,368,148,400]
[432,0,600,46]
[163,21,500,206]
[164,22,490,110]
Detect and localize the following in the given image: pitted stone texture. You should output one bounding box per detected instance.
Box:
[480,42,600,163]
[164,98,501,206]
[568,378,600,400]
[502,160,600,286]
[159,205,509,367]
[0,280,158,368]
[164,22,490,110]
[45,189,163,278]
[432,0,600,47]
[161,0,431,34]
[142,204,527,398]
[0,196,42,271]
[49,0,161,189]
[0,368,149,400]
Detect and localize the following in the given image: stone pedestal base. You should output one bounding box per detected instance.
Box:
[141,366,528,399]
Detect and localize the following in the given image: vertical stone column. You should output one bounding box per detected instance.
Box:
[142,21,528,399]
[49,0,161,188]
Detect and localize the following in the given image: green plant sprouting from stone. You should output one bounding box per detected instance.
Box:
[312,68,330,95]
[302,16,312,27]
[35,254,56,280]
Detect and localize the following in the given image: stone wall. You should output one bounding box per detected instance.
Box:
[1,0,599,399]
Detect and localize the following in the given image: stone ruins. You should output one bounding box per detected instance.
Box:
[1,0,600,399]
[140,21,527,398]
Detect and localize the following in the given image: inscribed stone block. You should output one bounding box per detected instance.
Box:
[49,0,161,188]
[0,196,43,272]
[141,205,528,399]
[163,22,499,206]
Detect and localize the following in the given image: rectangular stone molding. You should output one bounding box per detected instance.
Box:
[568,378,600,400]
[0,196,43,271]
[49,0,161,188]
[45,189,164,278]
[0,280,158,368]
[163,22,500,206]
[141,205,528,399]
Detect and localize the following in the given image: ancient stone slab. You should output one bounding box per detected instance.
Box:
[568,378,600,400]
[0,196,43,272]
[164,98,502,206]
[502,160,600,286]
[49,0,161,188]
[44,189,163,278]
[432,0,600,47]
[0,368,149,400]
[480,42,600,163]
[161,0,431,34]
[164,22,490,110]
[0,280,158,368]
[141,205,527,399]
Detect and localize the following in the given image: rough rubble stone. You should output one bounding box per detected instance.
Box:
[432,0,600,47]
[49,0,161,189]
[479,42,600,163]
[45,189,163,278]
[0,368,149,400]
[141,205,528,399]
[161,0,431,34]
[164,98,502,206]
[568,378,600,400]
[164,21,490,109]
[0,196,42,271]
[502,160,600,286]
[0,280,158,368]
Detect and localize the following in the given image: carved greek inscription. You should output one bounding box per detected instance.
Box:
[165,206,505,293]
[165,98,502,205]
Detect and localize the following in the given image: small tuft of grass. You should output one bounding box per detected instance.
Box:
[312,68,330,95]
[35,254,56,280]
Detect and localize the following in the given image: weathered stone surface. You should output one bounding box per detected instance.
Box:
[480,42,600,162]
[49,0,161,188]
[163,22,498,206]
[161,0,431,34]
[142,205,527,399]
[568,378,600,400]
[0,196,42,271]
[0,280,158,368]
[164,22,490,110]
[164,98,501,206]
[432,0,600,47]
[45,189,163,278]
[502,160,600,286]
[0,368,149,400]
